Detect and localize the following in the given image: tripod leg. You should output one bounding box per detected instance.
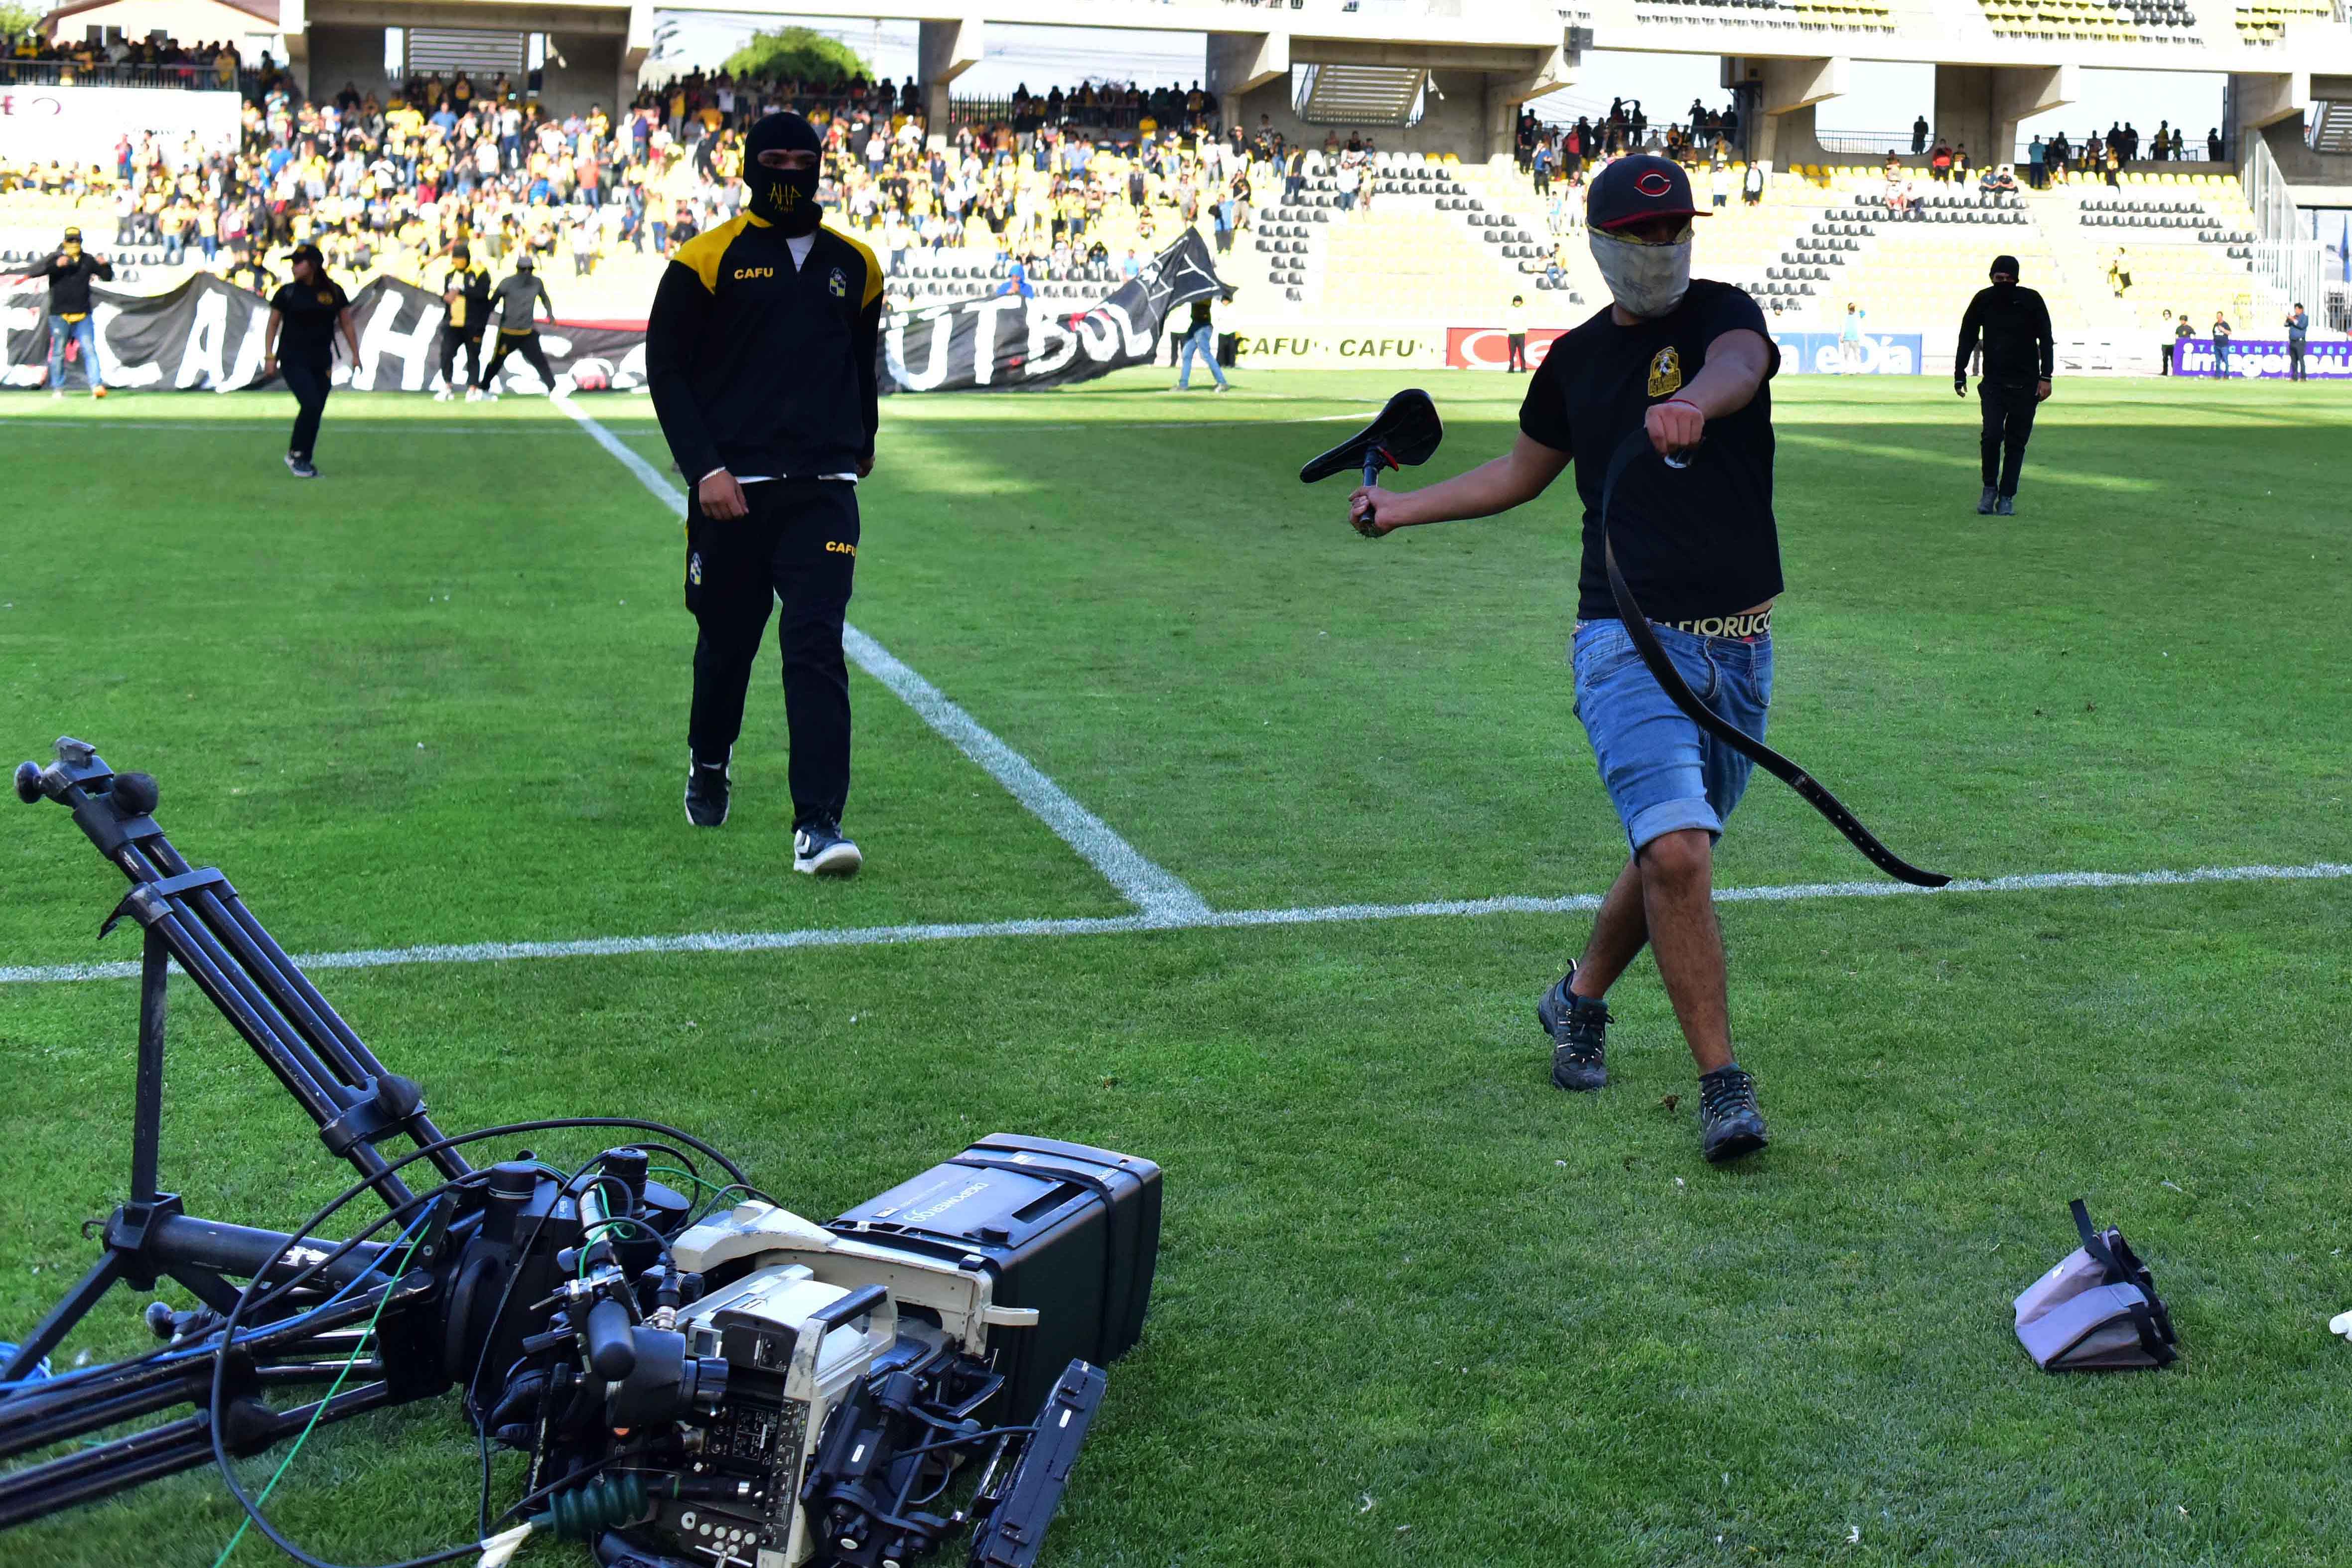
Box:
[2,1251,126,1380]
[131,929,167,1204]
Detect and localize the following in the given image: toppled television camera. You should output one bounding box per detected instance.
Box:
[0,738,1161,1568]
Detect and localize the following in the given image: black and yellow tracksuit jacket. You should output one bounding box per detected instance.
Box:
[646,215,882,484]
[436,263,492,335]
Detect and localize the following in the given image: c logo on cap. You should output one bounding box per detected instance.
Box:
[1636,171,1674,196]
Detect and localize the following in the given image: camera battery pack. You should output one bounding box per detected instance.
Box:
[829,1134,1161,1423]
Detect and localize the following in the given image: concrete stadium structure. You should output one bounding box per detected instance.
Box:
[262,0,2352,175]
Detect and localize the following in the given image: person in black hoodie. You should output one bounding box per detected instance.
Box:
[1954,253,2054,516]
[42,226,114,398]
[646,110,883,878]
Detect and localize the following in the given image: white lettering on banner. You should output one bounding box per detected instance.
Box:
[174,287,231,389]
[966,296,1025,386]
[92,301,161,387]
[610,341,647,392]
[1026,307,1079,377]
[355,293,441,392]
[1076,301,1153,361]
[226,307,269,390]
[885,307,955,391]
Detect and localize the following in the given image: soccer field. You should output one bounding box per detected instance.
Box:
[2,371,2348,1568]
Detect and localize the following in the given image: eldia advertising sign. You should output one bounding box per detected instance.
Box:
[1770,331,1924,374]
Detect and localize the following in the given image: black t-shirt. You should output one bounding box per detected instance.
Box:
[270,278,350,365]
[1518,278,1783,622]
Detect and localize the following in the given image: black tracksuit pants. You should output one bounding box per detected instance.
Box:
[482,328,554,389]
[1978,379,2039,497]
[438,324,483,389]
[280,359,330,460]
[685,480,859,830]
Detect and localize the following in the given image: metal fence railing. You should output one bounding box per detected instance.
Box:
[0,58,243,92]
[2239,130,2347,326]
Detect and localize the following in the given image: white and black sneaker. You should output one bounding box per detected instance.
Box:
[792,819,862,878]
[285,454,317,478]
[683,756,730,827]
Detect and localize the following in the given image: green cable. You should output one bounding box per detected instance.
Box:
[574,1217,665,1277]
[211,1221,431,1568]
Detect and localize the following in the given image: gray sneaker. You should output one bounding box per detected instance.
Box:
[1976,485,1997,514]
[1536,964,1611,1091]
[1698,1063,1769,1163]
[1994,495,2016,516]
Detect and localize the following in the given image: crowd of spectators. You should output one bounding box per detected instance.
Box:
[1901,116,2223,191]
[4,28,256,89]
[0,42,1294,308]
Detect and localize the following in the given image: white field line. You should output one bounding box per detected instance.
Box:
[0,417,579,433]
[3,861,2343,987]
[553,397,1210,919]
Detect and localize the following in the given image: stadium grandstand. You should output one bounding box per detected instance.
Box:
[4,0,2350,378]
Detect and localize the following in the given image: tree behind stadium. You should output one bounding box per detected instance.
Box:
[723,27,871,84]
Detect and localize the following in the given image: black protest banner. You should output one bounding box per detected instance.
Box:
[3,229,1224,397]
[880,229,1227,394]
[1,271,648,395]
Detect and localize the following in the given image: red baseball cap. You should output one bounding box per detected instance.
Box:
[1587,155,1708,232]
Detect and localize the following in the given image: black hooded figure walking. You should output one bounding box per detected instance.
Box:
[647,110,884,878]
[1954,253,2054,517]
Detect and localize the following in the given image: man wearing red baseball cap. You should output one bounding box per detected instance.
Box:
[1344,154,1784,1163]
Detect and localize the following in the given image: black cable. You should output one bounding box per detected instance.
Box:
[468,1152,604,1540]
[885,1424,1040,1463]
[205,1116,757,1568]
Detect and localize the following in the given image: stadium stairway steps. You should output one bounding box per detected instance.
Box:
[2036,184,2289,341]
[2314,100,2352,156]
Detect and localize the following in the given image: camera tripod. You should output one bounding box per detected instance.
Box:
[0,737,739,1531]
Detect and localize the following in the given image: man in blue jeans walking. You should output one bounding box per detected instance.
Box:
[1172,289,1231,392]
[1342,156,1780,1163]
[40,226,113,399]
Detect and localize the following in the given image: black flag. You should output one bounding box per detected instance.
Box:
[879,229,1228,394]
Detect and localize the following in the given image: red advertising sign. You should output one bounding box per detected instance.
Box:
[1445,325,1569,370]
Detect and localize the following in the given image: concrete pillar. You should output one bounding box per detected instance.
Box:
[622,0,655,108]
[1482,41,1571,166]
[2227,70,2308,161]
[1724,56,1843,168]
[278,0,309,97]
[1934,63,2074,168]
[1208,30,1288,108]
[919,17,984,138]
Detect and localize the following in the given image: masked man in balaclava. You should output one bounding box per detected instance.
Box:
[42,226,114,399]
[647,110,882,878]
[1954,253,2054,516]
[1339,154,1784,1165]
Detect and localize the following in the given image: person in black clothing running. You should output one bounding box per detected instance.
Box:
[647,110,883,878]
[480,254,558,394]
[41,226,113,398]
[433,243,493,401]
[262,244,357,479]
[1954,253,2053,517]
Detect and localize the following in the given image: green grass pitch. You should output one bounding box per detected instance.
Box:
[1,370,2348,1568]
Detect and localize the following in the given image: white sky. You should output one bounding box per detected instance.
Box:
[650,15,2228,151]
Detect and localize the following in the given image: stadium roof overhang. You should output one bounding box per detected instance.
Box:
[298,0,635,27]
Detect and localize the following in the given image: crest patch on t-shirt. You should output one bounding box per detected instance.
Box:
[1647,346,1682,398]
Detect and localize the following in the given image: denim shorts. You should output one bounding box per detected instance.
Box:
[1570,619,1775,854]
